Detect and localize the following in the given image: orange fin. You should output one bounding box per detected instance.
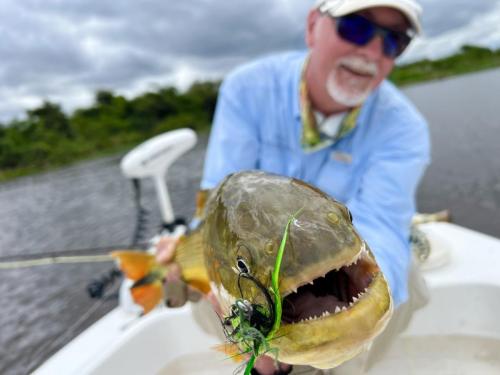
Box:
[212,343,247,363]
[131,280,164,314]
[111,251,157,281]
[194,189,210,220]
[186,279,211,295]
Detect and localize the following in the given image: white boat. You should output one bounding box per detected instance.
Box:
[34,130,500,375]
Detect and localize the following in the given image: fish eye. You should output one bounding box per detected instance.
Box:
[341,206,353,223]
[236,256,250,274]
[347,209,353,223]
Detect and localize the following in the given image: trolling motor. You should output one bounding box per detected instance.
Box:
[121,128,197,233]
[87,128,198,302]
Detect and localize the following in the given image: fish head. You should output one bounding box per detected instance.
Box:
[203,171,392,369]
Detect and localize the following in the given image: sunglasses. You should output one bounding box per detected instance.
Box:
[326,13,414,58]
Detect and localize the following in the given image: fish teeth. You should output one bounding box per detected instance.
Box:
[352,296,358,303]
[362,241,368,254]
[345,242,368,267]
[341,306,347,311]
[335,306,341,314]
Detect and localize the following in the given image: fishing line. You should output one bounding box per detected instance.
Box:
[0,243,146,265]
[238,273,276,330]
[0,254,114,269]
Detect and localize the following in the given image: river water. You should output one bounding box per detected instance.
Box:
[1,69,499,375]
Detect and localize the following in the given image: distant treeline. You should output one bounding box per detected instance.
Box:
[0,82,219,180]
[390,45,500,86]
[1,45,499,181]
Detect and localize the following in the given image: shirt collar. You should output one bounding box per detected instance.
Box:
[293,53,308,121]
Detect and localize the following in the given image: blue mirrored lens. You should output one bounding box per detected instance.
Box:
[383,34,399,58]
[337,15,375,45]
[335,14,410,58]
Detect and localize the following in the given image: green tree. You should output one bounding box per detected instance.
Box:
[27,101,73,138]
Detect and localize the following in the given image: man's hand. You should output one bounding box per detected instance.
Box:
[156,236,179,266]
[155,235,216,309]
[155,236,202,307]
[252,355,292,375]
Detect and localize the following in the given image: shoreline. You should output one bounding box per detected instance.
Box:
[2,45,500,184]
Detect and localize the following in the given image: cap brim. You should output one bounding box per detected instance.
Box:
[320,0,422,34]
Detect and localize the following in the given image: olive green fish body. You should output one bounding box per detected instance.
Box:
[180,171,392,369]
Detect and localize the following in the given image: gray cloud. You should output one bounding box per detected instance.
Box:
[419,0,498,37]
[0,0,500,122]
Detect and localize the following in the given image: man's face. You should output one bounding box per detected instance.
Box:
[306,7,410,107]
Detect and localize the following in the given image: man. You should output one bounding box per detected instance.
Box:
[158,0,429,373]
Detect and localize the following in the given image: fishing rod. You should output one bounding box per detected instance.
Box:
[0,254,113,269]
[0,244,143,263]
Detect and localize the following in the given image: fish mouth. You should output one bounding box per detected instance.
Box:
[281,244,379,324]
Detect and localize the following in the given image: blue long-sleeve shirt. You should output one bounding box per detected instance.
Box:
[201,51,430,306]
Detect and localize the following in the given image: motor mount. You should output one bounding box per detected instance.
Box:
[120,128,197,224]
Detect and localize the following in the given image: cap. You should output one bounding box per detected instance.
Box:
[315,0,423,34]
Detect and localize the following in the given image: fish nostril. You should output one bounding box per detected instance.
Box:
[265,241,274,255]
[327,212,340,225]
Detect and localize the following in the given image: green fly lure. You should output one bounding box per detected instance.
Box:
[222,211,301,374]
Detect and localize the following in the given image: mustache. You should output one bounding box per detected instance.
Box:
[337,56,378,76]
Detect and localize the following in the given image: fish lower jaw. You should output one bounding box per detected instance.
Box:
[275,274,392,369]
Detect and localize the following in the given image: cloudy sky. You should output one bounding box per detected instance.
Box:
[1,0,500,123]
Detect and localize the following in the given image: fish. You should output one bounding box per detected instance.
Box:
[112,170,393,369]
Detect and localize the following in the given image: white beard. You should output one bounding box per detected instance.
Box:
[326,57,378,107]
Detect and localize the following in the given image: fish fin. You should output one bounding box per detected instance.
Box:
[131,280,164,314]
[186,279,211,294]
[111,251,157,281]
[194,189,211,220]
[212,343,247,363]
[175,230,210,294]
